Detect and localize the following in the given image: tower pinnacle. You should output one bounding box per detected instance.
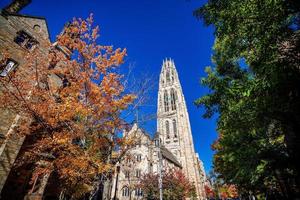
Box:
[157,58,206,199]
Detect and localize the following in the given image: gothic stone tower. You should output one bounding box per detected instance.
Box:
[157,58,205,199]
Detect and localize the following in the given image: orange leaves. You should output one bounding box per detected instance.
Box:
[109,48,127,66]
[1,13,135,196]
[92,26,99,40]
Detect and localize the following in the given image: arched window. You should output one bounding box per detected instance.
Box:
[124,170,130,178]
[166,120,170,139]
[122,186,130,197]
[164,90,169,112]
[135,188,143,197]
[136,169,141,178]
[166,70,170,83]
[159,95,162,110]
[171,70,175,82]
[155,139,158,147]
[170,89,176,110]
[173,119,177,138]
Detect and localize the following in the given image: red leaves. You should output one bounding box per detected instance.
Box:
[138,169,196,199]
[204,185,215,198]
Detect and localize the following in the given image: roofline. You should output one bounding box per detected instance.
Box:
[1,10,46,20]
[162,155,182,168]
[161,146,182,168]
[1,10,52,41]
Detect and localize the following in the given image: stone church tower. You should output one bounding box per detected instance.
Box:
[157,58,206,199]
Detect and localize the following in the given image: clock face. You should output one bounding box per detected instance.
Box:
[33,24,41,33]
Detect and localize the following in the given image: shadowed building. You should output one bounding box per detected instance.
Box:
[0,1,70,199]
[0,0,51,197]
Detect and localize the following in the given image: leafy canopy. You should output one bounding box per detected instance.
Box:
[194,0,300,197]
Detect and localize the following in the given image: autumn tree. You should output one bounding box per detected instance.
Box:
[194,0,300,199]
[204,185,215,199]
[138,169,196,200]
[0,14,136,199]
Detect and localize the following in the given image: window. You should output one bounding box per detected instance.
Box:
[173,119,177,138]
[170,88,177,110]
[122,187,130,197]
[124,171,130,178]
[0,59,17,77]
[171,70,175,82]
[136,169,141,178]
[14,30,38,51]
[135,188,143,197]
[159,95,162,111]
[164,90,169,112]
[166,70,170,83]
[154,139,159,147]
[136,154,142,162]
[138,140,141,148]
[166,120,170,139]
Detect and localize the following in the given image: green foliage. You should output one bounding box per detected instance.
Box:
[194,0,300,198]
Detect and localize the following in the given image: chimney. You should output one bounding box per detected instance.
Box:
[3,0,32,14]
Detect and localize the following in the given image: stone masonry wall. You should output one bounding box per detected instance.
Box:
[0,12,50,193]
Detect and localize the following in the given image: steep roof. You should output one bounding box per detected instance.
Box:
[161,146,182,168]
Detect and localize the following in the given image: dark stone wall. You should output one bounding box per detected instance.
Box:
[0,11,50,194]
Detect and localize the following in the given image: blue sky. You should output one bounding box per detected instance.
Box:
[1,0,217,173]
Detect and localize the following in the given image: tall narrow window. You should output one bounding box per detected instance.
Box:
[173,119,177,138]
[159,95,163,111]
[170,88,176,110]
[0,59,17,77]
[166,120,170,139]
[136,154,142,162]
[135,188,143,196]
[164,90,169,112]
[125,171,130,178]
[136,169,141,178]
[166,70,170,83]
[122,187,130,196]
[155,139,159,147]
[171,70,175,82]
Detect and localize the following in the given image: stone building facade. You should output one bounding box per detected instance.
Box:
[0,1,51,195]
[0,1,71,199]
[111,59,206,200]
[110,124,182,200]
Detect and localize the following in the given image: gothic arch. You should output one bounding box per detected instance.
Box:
[165,120,170,139]
[159,94,162,111]
[170,88,177,110]
[171,70,175,82]
[122,186,130,197]
[164,90,169,112]
[173,119,177,138]
[166,69,170,83]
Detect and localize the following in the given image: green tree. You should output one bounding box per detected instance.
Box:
[194,0,300,198]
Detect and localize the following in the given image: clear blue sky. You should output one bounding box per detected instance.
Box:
[1,0,217,173]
